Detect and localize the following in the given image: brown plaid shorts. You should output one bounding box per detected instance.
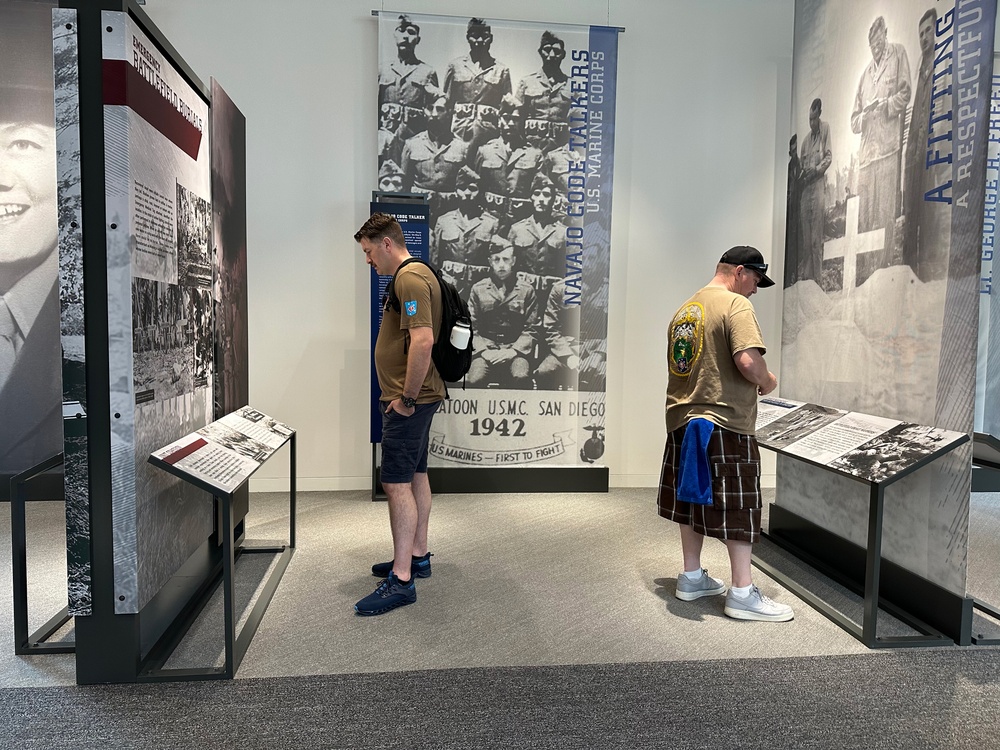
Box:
[657,421,762,543]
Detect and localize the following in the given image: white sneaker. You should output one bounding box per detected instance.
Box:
[724,585,794,622]
[675,569,727,601]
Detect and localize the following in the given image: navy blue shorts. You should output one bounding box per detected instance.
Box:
[380,401,440,484]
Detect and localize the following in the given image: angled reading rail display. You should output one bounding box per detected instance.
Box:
[148,406,296,680]
[753,397,970,649]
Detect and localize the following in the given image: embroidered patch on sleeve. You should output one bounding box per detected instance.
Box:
[404,300,418,316]
[668,302,704,377]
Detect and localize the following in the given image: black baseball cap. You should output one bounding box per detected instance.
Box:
[720,245,775,288]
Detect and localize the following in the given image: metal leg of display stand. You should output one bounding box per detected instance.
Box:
[971,599,1000,645]
[142,434,296,681]
[755,481,951,649]
[10,453,75,655]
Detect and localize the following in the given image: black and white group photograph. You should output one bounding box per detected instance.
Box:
[827,421,964,483]
[176,180,212,289]
[779,1,987,434]
[377,13,611,395]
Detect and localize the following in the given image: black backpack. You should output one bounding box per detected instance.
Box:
[386,258,473,386]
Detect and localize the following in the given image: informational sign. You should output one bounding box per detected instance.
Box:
[758,398,967,484]
[374,12,620,469]
[150,406,293,496]
[102,10,213,614]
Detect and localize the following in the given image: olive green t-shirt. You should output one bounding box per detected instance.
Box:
[665,285,766,435]
[374,262,446,403]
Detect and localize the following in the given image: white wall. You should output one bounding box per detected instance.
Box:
[140,0,796,491]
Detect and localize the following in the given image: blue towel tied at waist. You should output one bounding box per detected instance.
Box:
[677,418,715,505]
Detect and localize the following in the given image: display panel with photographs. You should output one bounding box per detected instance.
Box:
[777,0,995,594]
[757,397,967,484]
[102,11,213,614]
[149,406,293,496]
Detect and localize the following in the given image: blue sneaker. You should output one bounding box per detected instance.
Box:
[354,572,416,616]
[372,552,432,578]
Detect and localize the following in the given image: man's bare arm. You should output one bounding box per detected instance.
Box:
[734,347,778,396]
[388,325,434,415]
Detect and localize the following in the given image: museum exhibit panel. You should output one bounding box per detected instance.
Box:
[371,11,621,494]
[772,0,999,644]
[1,0,289,683]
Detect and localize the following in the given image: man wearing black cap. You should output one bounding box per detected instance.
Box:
[0,2,62,476]
[657,246,794,622]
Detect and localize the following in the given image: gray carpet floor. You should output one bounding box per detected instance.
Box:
[2,488,999,748]
[2,651,1000,749]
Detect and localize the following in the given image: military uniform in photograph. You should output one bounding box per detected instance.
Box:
[467,237,539,388]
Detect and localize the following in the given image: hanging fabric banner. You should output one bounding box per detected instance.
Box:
[375,11,619,469]
[779,0,997,595]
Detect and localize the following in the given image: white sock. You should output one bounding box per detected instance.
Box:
[730,584,753,597]
[681,568,704,581]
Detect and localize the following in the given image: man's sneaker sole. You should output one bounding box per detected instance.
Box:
[354,597,415,616]
[675,581,727,601]
[354,574,417,616]
[724,603,794,622]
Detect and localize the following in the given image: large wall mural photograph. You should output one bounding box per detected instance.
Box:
[778,0,996,592]
[376,12,619,470]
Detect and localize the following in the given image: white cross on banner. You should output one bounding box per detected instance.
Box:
[823,196,885,292]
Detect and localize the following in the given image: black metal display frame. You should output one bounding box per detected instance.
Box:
[969,432,1000,644]
[9,453,75,655]
[144,428,296,681]
[757,430,970,649]
[138,430,296,682]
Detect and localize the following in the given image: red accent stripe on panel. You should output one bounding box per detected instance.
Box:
[162,437,208,465]
[102,59,203,159]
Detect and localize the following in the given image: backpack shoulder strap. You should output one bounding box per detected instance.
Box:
[386,257,425,312]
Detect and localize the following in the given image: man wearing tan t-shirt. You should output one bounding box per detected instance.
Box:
[657,246,793,622]
[354,213,445,615]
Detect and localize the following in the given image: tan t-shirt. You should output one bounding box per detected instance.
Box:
[665,285,766,435]
[374,262,446,403]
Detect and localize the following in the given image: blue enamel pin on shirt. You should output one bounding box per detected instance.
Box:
[405,300,418,316]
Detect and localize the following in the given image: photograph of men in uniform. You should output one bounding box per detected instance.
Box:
[0,3,62,476]
[401,92,469,223]
[378,14,438,143]
[431,166,498,294]
[474,105,544,231]
[514,31,571,155]
[444,17,512,149]
[467,236,539,388]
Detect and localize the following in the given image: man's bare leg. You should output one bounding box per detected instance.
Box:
[678,522,705,572]
[724,539,753,588]
[411,471,432,557]
[383,481,417,581]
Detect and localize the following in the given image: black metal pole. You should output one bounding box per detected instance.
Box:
[862,482,884,646]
